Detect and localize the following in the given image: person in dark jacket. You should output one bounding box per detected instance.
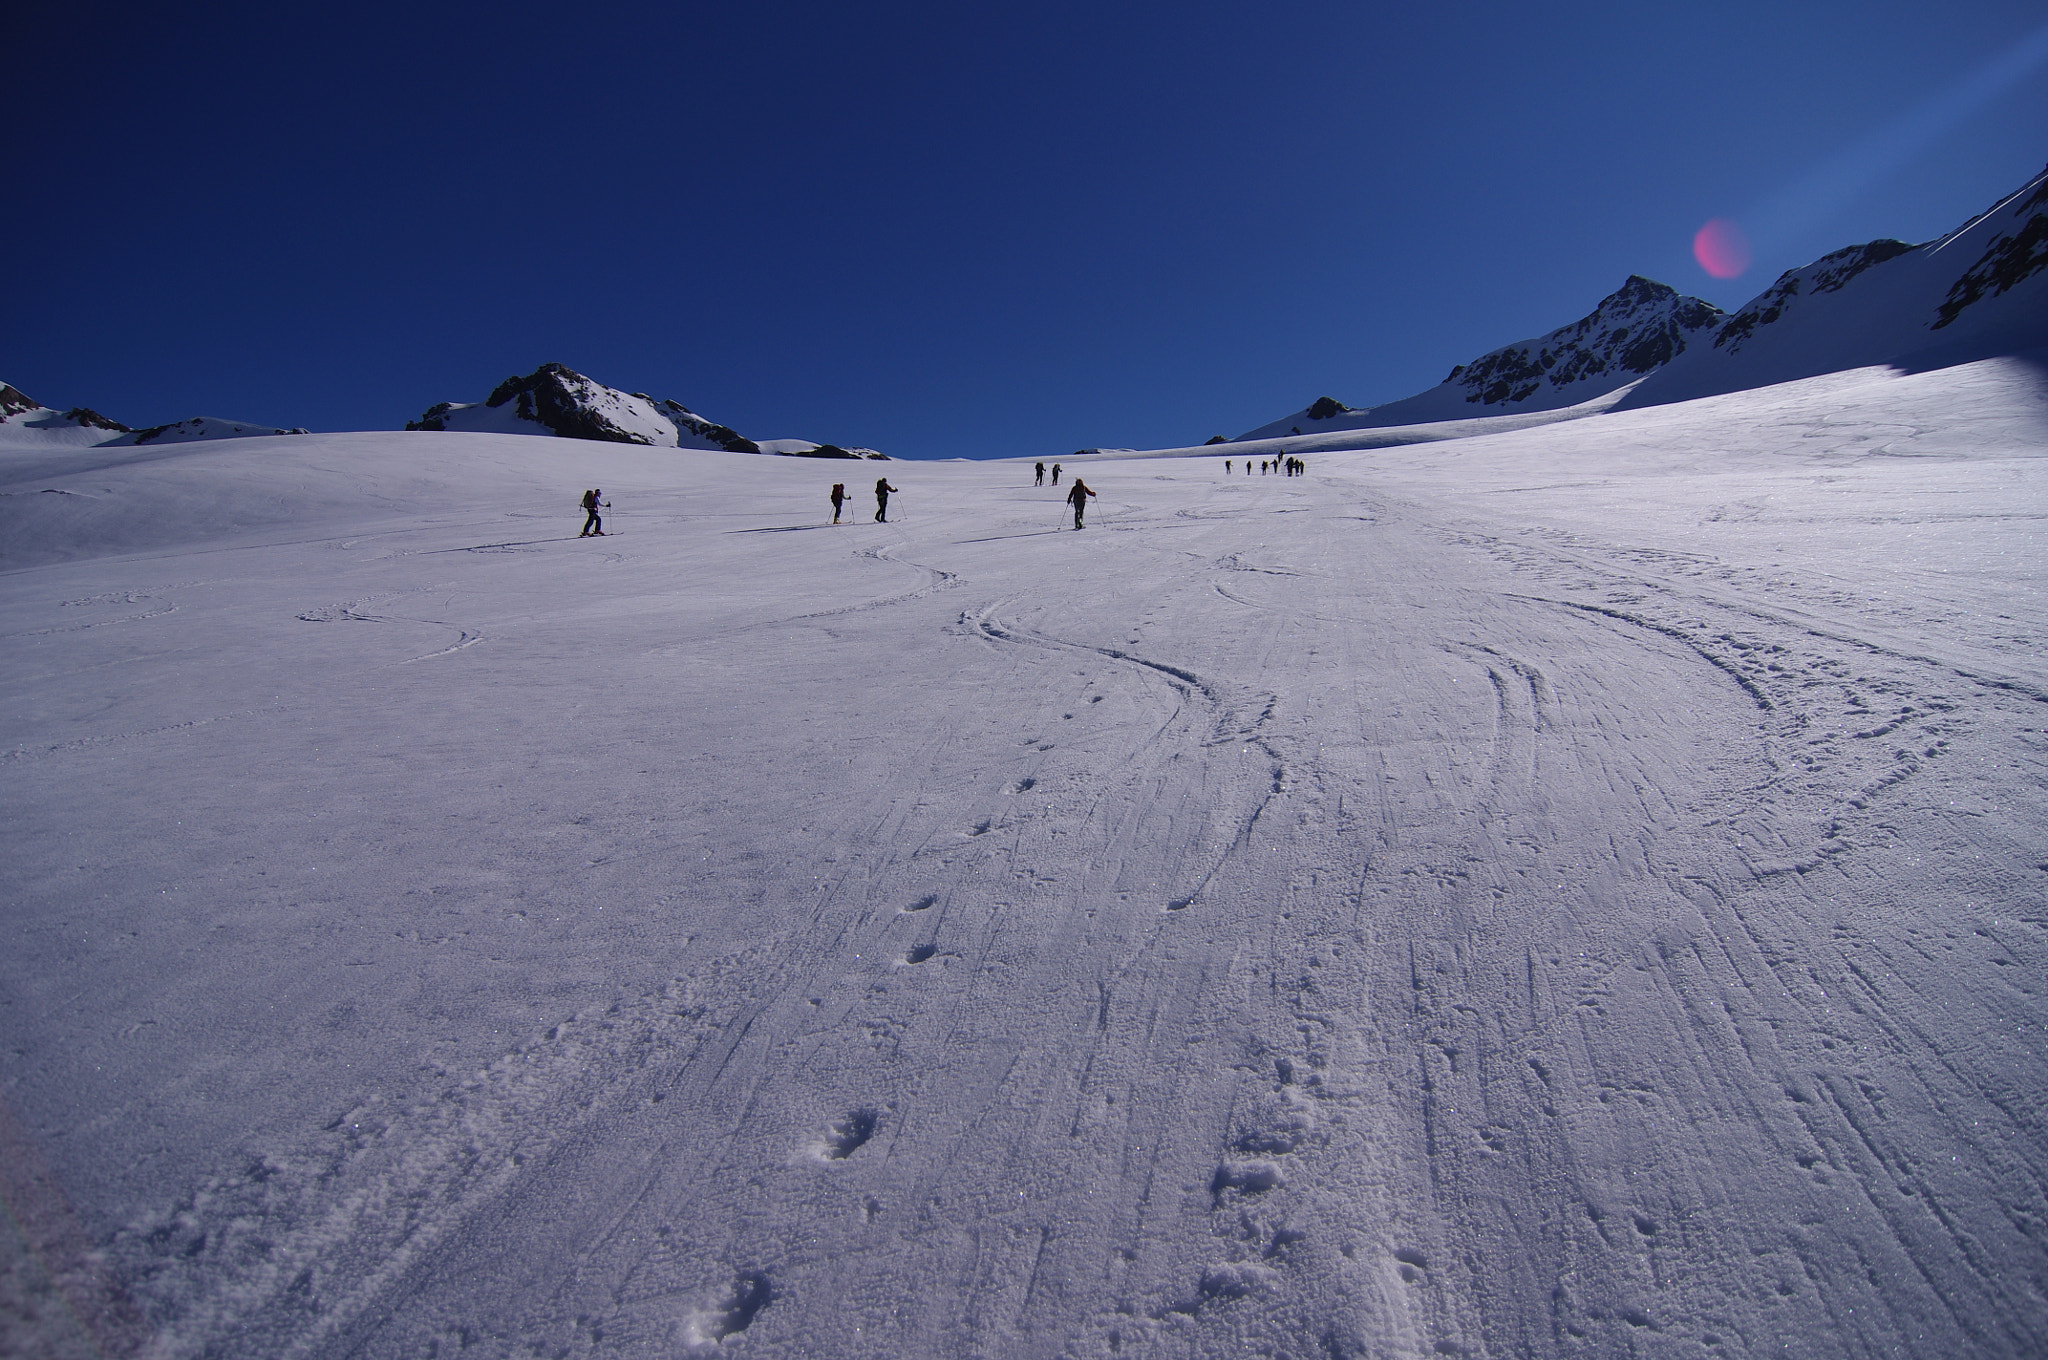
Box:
[830,483,847,523]
[1034,462,1046,485]
[579,488,605,537]
[1051,463,1062,486]
[875,477,899,522]
[1067,478,1096,529]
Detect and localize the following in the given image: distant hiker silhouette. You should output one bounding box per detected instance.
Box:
[830,483,847,523]
[1067,478,1096,529]
[1051,463,1062,486]
[1225,460,1232,474]
[1034,462,1045,485]
[579,488,606,537]
[875,477,898,522]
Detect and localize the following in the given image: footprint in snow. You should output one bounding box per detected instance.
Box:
[816,1108,880,1160]
[682,1269,773,1345]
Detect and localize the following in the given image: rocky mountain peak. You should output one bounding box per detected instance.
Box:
[408,362,761,452]
[1442,277,1726,407]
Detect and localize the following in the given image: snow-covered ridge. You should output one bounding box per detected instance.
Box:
[1619,162,2048,409]
[1237,276,1724,440]
[1234,161,2048,448]
[407,362,890,458]
[0,383,308,450]
[407,362,759,452]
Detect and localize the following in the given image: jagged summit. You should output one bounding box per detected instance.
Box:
[1441,275,1724,404]
[406,362,888,457]
[1236,276,1725,440]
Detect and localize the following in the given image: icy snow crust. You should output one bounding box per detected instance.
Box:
[4,357,2047,1358]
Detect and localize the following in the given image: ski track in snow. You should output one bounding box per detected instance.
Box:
[2,359,2045,1359]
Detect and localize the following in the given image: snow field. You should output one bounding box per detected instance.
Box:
[2,356,2045,1358]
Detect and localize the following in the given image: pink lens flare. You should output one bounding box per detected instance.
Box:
[1693,218,1753,279]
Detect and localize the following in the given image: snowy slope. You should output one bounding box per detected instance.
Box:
[0,382,136,449]
[1238,276,1724,439]
[1622,164,2048,409]
[4,359,2046,1358]
[116,416,312,445]
[0,382,309,450]
[1097,382,1649,465]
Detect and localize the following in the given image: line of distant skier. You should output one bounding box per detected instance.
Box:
[1221,456,1307,476]
[579,456,1306,539]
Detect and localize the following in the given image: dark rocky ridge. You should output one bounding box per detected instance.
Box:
[1444,276,1726,407]
[1,384,42,419]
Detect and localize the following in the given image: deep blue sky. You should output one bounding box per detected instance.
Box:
[8,1,2045,458]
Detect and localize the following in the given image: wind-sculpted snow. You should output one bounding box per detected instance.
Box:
[2,355,2046,1358]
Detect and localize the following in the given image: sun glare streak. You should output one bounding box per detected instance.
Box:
[1756,22,2048,241]
[1696,19,2048,284]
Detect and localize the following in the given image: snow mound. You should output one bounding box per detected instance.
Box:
[752,439,890,460]
[119,416,312,445]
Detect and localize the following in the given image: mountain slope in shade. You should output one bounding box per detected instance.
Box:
[1620,164,2048,410]
[1237,276,1724,439]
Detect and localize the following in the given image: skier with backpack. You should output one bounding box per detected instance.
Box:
[579,488,607,537]
[1067,478,1096,529]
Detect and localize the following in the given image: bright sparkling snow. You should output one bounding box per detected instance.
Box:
[3,356,2045,1358]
